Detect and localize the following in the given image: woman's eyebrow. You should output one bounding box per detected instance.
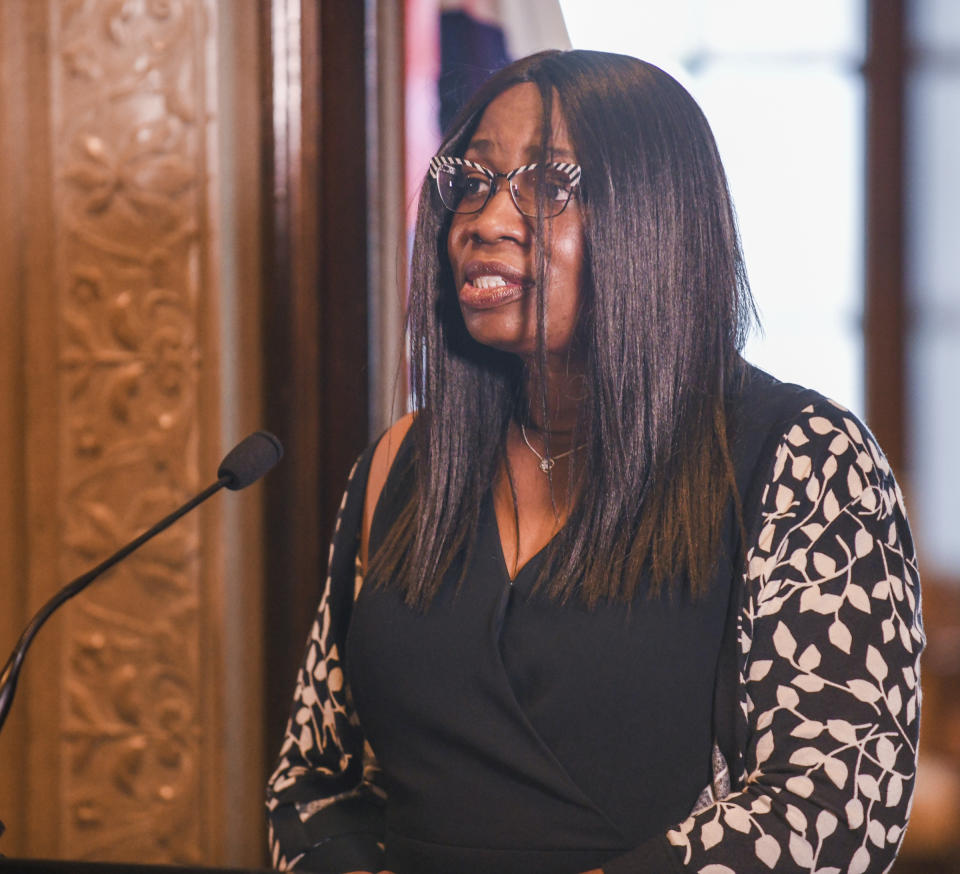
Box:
[464,139,577,163]
[465,137,495,155]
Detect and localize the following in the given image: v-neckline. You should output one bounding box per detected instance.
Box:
[486,491,560,585]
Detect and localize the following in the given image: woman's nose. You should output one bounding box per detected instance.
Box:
[470,182,529,243]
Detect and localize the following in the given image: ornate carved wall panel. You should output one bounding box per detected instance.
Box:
[55,0,212,863]
[0,0,265,865]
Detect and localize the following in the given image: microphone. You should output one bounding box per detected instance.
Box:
[218,429,284,489]
[0,431,283,734]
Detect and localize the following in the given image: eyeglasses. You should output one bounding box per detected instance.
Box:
[429,156,582,218]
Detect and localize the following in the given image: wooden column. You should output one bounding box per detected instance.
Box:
[260,0,371,764]
[864,0,906,473]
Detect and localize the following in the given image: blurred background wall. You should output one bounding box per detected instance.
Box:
[0,0,955,871]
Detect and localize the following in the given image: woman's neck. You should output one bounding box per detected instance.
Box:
[523,356,587,434]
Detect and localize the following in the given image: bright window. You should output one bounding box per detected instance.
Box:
[559,0,866,415]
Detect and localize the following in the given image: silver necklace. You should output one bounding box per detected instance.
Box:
[520,423,585,473]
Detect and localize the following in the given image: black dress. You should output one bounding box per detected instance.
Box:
[346,448,729,873]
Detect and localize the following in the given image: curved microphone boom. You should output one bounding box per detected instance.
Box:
[0,431,283,734]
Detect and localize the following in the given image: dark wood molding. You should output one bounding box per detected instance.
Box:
[259,0,323,768]
[864,0,906,472]
[317,0,370,536]
[259,0,369,770]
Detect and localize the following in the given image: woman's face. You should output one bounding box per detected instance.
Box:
[446,83,585,364]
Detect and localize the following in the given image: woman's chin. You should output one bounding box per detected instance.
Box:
[460,309,531,356]
[463,327,581,368]
[459,306,580,363]
[465,327,532,359]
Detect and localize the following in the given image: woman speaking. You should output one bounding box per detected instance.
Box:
[266,50,922,874]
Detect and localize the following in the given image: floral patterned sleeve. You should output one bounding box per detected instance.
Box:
[659,400,923,874]
[265,449,387,873]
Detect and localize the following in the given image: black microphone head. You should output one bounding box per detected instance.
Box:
[217,431,284,490]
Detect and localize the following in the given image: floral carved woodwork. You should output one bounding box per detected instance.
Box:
[52,0,214,862]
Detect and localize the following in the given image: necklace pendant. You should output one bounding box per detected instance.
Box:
[539,457,555,473]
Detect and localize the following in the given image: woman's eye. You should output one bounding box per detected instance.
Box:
[461,173,490,197]
[515,168,571,204]
[542,172,570,201]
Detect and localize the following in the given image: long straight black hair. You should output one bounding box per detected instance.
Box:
[368,50,756,607]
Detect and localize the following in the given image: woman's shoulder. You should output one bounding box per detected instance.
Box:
[732,367,880,468]
[729,363,828,434]
[368,413,416,498]
[361,412,416,568]
[727,365,905,539]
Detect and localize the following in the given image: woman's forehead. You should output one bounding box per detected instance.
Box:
[465,83,575,163]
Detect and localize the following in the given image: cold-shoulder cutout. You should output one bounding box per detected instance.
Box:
[360,411,415,572]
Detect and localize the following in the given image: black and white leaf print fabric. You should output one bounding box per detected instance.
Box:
[266,458,386,871]
[667,401,923,873]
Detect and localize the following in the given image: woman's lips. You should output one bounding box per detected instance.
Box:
[458,279,526,309]
[459,261,530,309]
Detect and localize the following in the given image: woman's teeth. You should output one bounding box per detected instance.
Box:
[472,275,508,289]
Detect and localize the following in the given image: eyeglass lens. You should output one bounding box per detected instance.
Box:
[436,165,574,217]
